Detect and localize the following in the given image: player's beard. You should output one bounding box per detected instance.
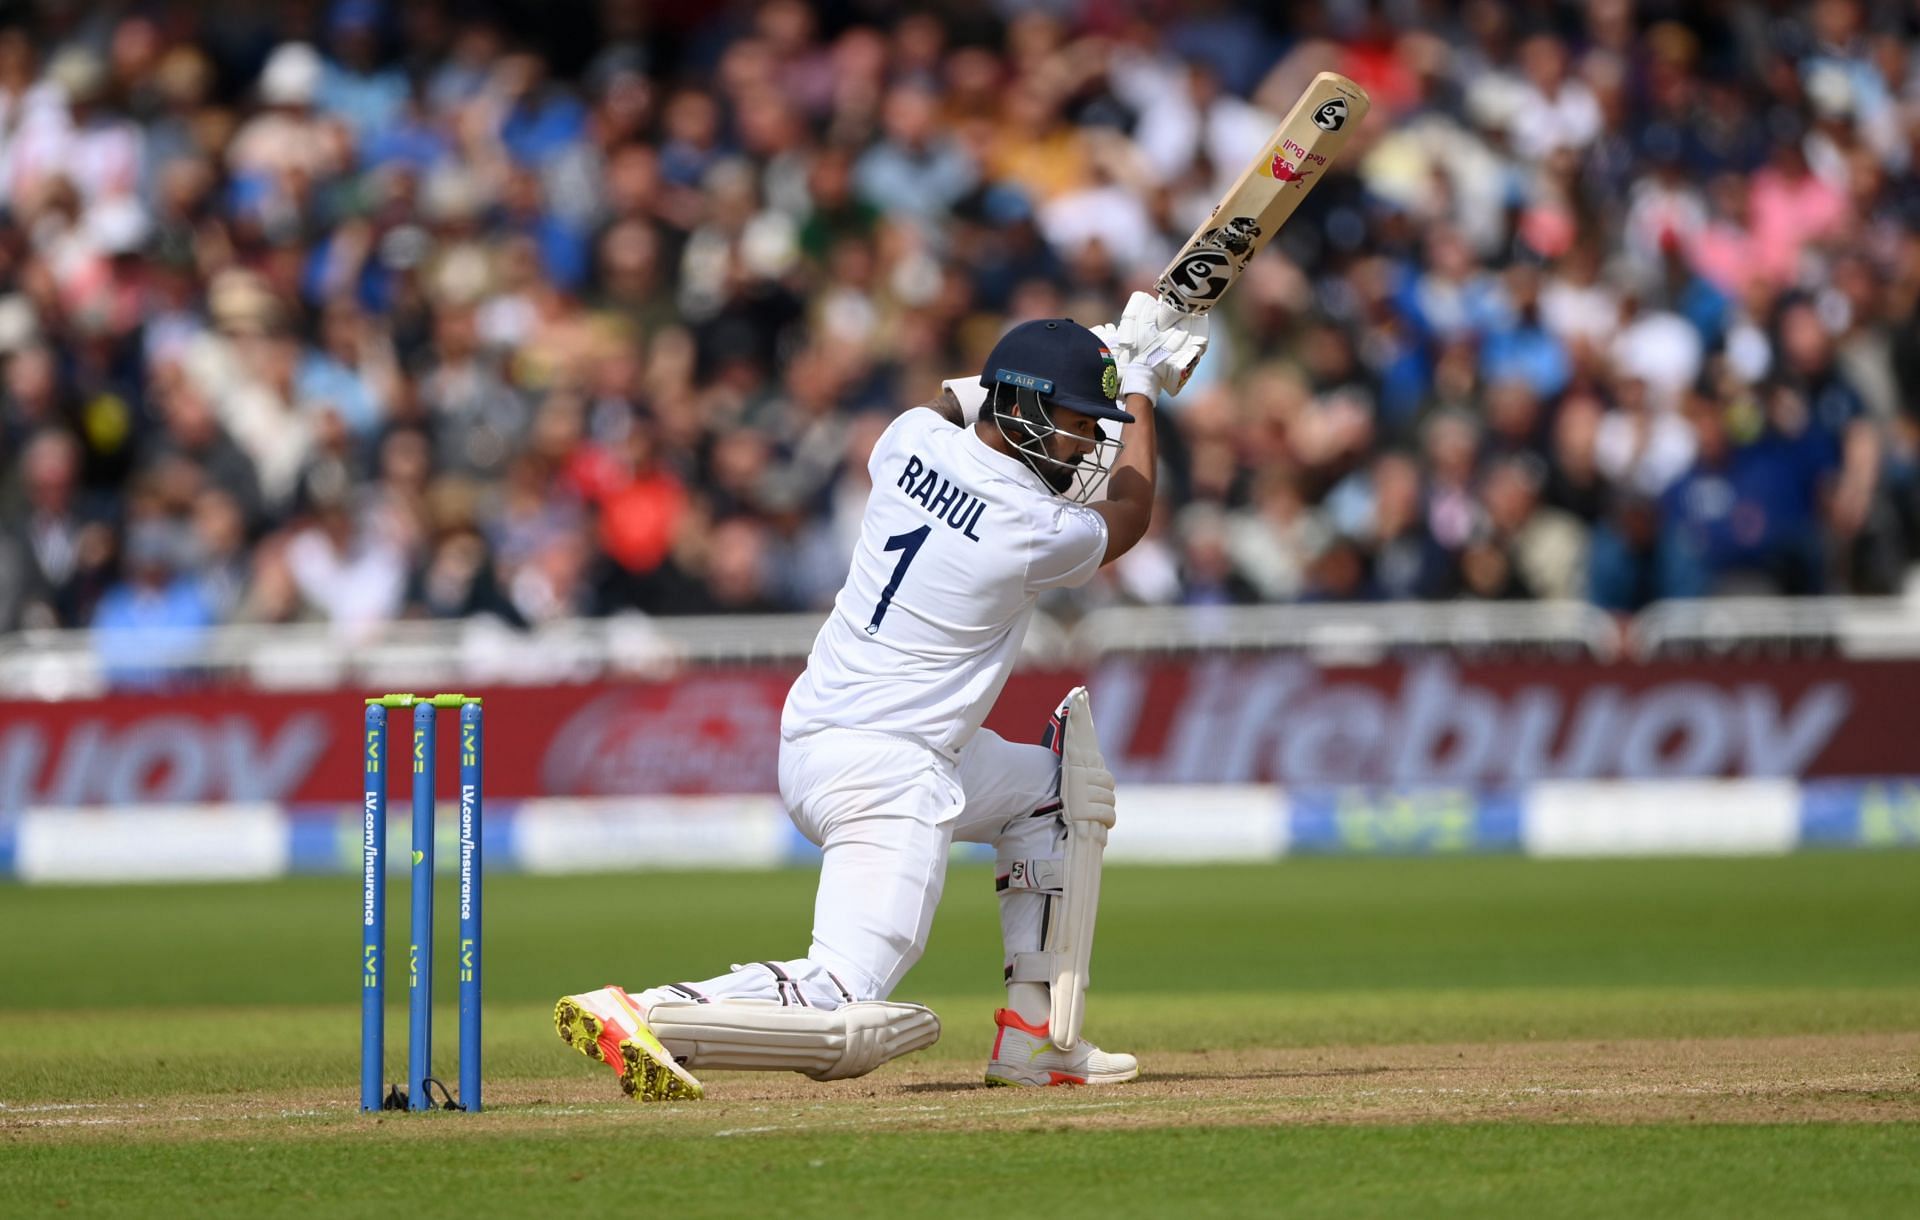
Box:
[994,388,1086,497]
[1039,450,1082,495]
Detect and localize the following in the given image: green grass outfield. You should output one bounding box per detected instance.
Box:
[2,854,1917,1216]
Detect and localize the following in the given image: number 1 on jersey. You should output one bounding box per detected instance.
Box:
[866,525,931,635]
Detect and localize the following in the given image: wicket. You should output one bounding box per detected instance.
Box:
[362,692,483,1112]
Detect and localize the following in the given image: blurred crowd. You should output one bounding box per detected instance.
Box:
[6,0,1920,661]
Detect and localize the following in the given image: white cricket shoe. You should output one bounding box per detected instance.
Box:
[554,985,705,1102]
[983,1008,1139,1087]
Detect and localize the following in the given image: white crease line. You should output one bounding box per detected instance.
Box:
[988,1100,1133,1117]
[3,1107,331,1129]
[711,1098,1131,1137]
[0,1102,130,1113]
[784,1101,950,1117]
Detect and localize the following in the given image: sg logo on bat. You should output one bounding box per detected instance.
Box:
[1159,250,1233,310]
[1313,97,1348,130]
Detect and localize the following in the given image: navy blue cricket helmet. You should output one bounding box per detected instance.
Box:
[977,318,1131,502]
[978,319,1134,423]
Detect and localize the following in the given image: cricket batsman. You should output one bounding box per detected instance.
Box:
[556,295,1206,1098]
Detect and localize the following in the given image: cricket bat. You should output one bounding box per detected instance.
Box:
[1154,72,1371,314]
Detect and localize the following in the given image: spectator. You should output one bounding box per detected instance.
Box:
[988,78,1091,205]
[8,429,114,627]
[53,49,145,207]
[1660,389,1824,596]
[1775,296,1877,535]
[1482,454,1588,600]
[854,84,977,225]
[317,1,409,144]
[139,369,264,527]
[296,299,395,439]
[1362,450,1451,600]
[189,487,255,623]
[418,303,525,479]
[1596,374,1696,498]
[0,1,1915,663]
[91,517,213,687]
[1225,469,1327,602]
[696,515,786,614]
[229,43,333,186]
[283,490,409,631]
[596,417,688,608]
[1481,265,1571,400]
[1178,504,1260,606]
[494,51,587,172]
[1507,34,1602,163]
[185,278,313,512]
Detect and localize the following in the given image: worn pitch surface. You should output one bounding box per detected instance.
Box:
[2,857,1916,1215]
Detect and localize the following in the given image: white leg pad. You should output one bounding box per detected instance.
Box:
[646,999,941,1081]
[1007,951,1053,984]
[1000,858,1064,892]
[1050,687,1115,1050]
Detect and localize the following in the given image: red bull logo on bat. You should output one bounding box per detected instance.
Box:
[1269,137,1328,185]
[1269,155,1311,183]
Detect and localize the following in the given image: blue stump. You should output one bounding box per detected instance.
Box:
[458,700,483,1111]
[360,704,387,1111]
[408,701,436,1110]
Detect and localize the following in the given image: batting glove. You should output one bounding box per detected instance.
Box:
[1092,291,1210,400]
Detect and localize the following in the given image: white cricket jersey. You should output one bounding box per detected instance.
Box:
[782,406,1109,758]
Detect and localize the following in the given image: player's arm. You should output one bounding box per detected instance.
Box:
[1090,293,1208,564]
[1093,393,1156,564]
[920,378,1003,429]
[917,387,967,428]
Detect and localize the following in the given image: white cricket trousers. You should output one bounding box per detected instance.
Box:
[633,726,1060,1012]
